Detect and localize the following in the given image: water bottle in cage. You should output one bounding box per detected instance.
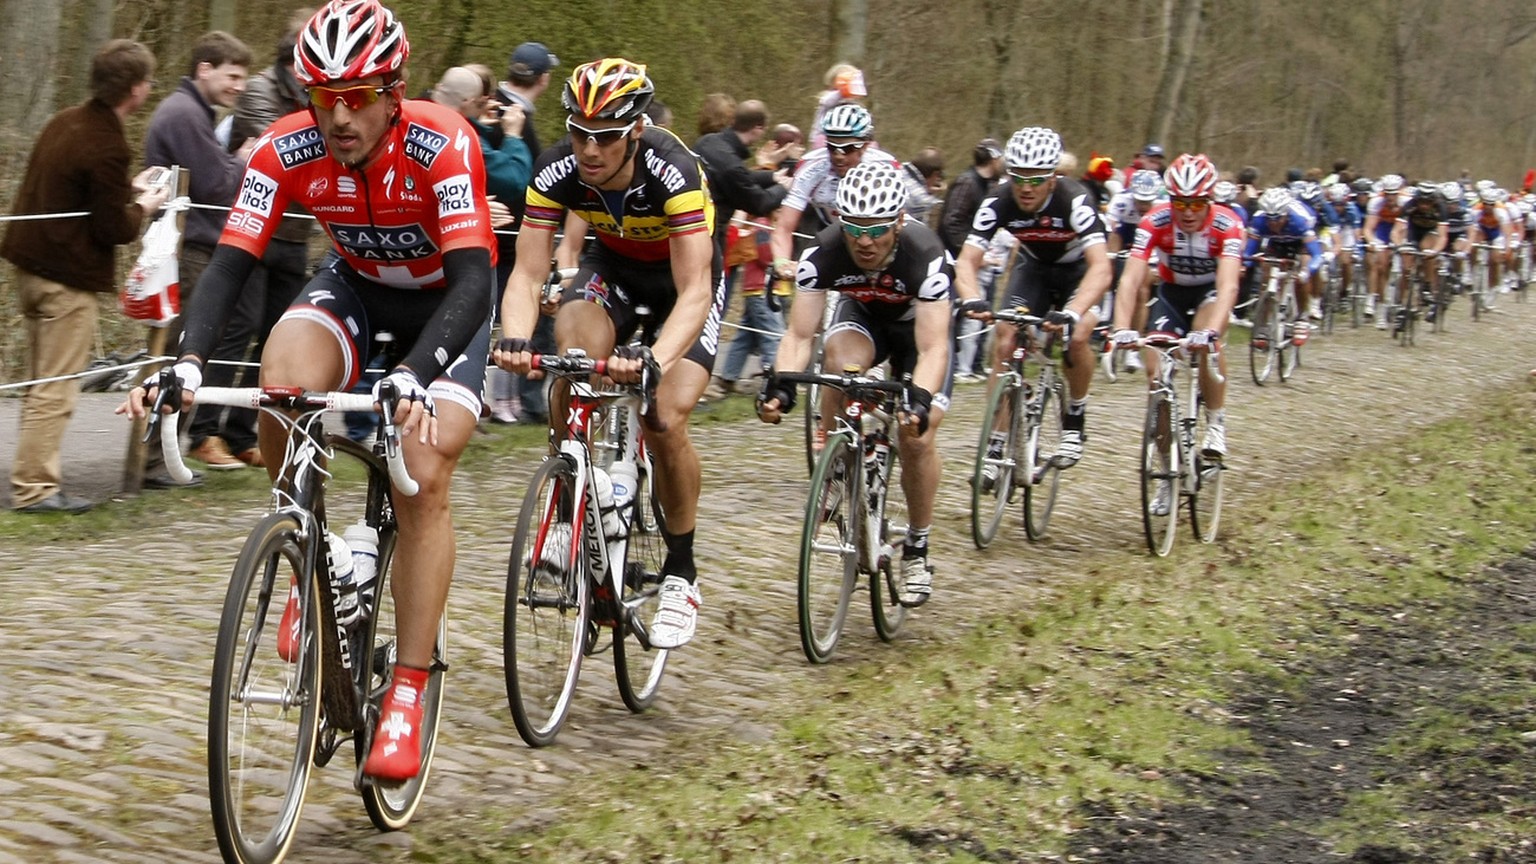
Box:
[326,531,361,628]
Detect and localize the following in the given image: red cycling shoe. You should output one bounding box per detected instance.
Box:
[363,665,429,782]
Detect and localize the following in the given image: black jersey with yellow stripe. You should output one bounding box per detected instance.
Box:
[522,126,715,263]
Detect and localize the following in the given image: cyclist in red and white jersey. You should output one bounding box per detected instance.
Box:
[1110,153,1242,473]
[122,0,495,782]
[494,58,720,650]
[1362,173,1407,326]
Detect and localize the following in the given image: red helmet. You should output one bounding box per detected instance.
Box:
[294,0,409,86]
[1164,153,1218,198]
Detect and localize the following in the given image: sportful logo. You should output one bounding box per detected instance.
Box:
[273,128,325,169]
[329,222,437,262]
[405,123,449,168]
[337,176,359,197]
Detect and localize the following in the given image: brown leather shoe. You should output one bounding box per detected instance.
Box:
[188,436,244,470]
[236,447,264,468]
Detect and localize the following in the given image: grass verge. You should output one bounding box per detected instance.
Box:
[412,386,1536,862]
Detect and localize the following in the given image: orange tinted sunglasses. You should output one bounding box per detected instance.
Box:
[308,84,391,111]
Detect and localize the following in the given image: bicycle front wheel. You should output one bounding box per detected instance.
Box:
[970,374,1021,549]
[504,457,590,747]
[1023,375,1064,541]
[1249,293,1277,385]
[1140,394,1179,557]
[871,443,909,642]
[613,455,670,712]
[798,432,859,663]
[360,528,446,830]
[209,512,321,864]
[1188,400,1224,544]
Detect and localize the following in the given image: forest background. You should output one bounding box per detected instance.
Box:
[1,0,1535,375]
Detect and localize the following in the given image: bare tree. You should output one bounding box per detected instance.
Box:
[0,0,65,139]
[831,0,867,66]
[1147,0,1203,149]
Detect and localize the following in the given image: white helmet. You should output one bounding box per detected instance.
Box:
[1380,174,1405,193]
[835,161,908,220]
[1258,186,1293,218]
[1004,126,1063,172]
[1129,169,1162,201]
[1212,180,1237,204]
[1327,182,1351,203]
[1439,181,1462,202]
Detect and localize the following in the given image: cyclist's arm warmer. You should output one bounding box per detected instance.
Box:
[176,245,261,364]
[1304,237,1325,275]
[397,246,494,383]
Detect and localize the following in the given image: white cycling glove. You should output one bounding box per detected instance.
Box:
[143,360,203,397]
[1110,329,1140,349]
[372,369,435,417]
[1185,329,1219,350]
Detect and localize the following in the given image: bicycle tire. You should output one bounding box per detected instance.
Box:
[1140,394,1178,557]
[1277,294,1298,383]
[801,335,825,476]
[1023,373,1063,541]
[504,457,590,747]
[360,523,446,830]
[1249,292,1277,385]
[1187,396,1224,544]
[969,373,1021,549]
[797,431,859,663]
[613,455,670,712]
[209,512,321,864]
[1321,273,1339,336]
[870,443,909,642]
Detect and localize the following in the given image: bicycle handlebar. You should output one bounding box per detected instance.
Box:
[147,373,420,496]
[530,348,665,430]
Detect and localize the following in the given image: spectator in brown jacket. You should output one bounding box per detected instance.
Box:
[1,39,170,512]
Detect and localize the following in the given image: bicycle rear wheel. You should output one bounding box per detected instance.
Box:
[360,526,446,830]
[798,432,859,663]
[1023,374,1064,540]
[1249,293,1277,385]
[504,457,590,747]
[1140,394,1179,557]
[871,444,909,642]
[613,456,670,712]
[209,512,321,864]
[969,374,1021,549]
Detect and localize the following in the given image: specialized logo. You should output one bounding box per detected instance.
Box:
[434,174,475,216]
[238,169,279,217]
[405,123,449,168]
[273,128,325,169]
[329,222,437,262]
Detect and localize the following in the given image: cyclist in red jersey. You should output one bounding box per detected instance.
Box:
[1110,153,1241,469]
[494,59,721,650]
[122,0,495,782]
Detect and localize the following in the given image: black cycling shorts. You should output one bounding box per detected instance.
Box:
[563,244,727,370]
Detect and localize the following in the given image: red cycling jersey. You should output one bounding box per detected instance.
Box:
[220,100,495,288]
[1130,203,1245,287]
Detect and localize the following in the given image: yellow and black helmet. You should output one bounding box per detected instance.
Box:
[562,58,654,122]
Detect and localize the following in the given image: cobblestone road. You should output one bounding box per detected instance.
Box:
[3,301,1533,863]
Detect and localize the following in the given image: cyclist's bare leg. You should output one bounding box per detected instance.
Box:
[1190,304,1228,412]
[647,357,709,538]
[256,318,347,479]
[551,299,618,438]
[896,406,944,530]
[389,405,473,668]
[820,329,874,435]
[1063,308,1097,402]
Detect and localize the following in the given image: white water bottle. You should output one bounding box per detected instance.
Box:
[343,521,379,622]
[327,531,360,627]
[608,460,638,535]
[593,467,625,538]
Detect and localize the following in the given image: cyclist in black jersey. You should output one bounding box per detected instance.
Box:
[494,58,722,650]
[953,126,1112,468]
[1393,182,1449,309]
[758,161,954,607]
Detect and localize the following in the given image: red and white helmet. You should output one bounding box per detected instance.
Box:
[294,0,409,86]
[1163,153,1217,198]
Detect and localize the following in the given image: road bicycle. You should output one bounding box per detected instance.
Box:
[776,367,912,664]
[1468,243,1496,321]
[502,348,669,747]
[1348,243,1369,329]
[1319,251,1342,336]
[1391,247,1439,346]
[1120,333,1225,557]
[1248,255,1301,385]
[970,307,1067,549]
[149,373,444,864]
[801,293,841,475]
